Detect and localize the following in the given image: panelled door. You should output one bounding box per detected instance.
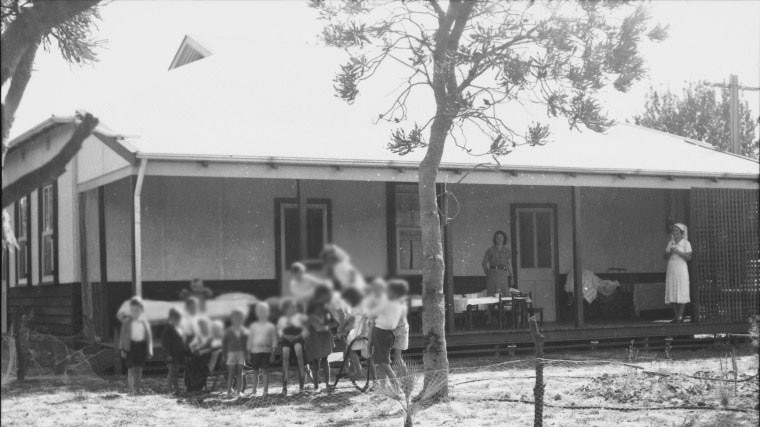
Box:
[514,206,557,322]
[278,201,330,294]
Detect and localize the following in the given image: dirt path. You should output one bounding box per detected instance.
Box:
[1,349,758,426]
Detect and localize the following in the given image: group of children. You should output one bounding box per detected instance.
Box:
[118,244,411,398]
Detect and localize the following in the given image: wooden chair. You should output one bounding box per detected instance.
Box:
[511,294,529,329]
[526,292,544,328]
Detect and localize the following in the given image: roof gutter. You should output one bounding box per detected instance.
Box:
[134,152,760,181]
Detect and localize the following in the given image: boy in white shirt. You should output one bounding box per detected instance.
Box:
[365,278,403,388]
[247,303,278,396]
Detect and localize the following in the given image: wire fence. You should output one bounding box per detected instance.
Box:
[2,325,759,427]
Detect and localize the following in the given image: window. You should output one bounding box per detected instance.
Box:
[516,209,554,269]
[394,184,423,274]
[40,184,56,282]
[15,196,30,285]
[278,200,331,273]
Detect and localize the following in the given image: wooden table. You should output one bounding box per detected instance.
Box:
[457,296,532,331]
[409,295,532,331]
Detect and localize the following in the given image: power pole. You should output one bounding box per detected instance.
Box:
[702,74,760,155]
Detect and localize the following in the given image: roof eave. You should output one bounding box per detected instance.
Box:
[6,115,78,150]
[135,152,760,181]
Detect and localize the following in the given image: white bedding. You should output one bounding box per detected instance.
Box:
[116,292,258,324]
[564,270,620,304]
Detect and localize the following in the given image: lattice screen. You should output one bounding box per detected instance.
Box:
[691,188,759,324]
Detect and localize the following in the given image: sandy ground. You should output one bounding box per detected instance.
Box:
[1,348,758,427]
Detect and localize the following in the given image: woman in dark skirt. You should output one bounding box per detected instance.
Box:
[482,230,514,296]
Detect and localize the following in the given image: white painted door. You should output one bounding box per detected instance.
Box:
[278,202,329,294]
[515,207,557,322]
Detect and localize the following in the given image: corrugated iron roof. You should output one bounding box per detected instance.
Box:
[9,34,760,180]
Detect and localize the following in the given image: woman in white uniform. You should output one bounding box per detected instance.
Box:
[664,223,692,323]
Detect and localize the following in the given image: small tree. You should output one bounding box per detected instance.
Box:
[2,1,102,347]
[633,83,758,158]
[312,0,665,395]
[1,0,101,245]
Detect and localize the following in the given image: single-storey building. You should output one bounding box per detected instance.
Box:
[2,35,758,351]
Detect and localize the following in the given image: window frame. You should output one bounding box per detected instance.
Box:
[14,195,31,286]
[273,197,333,285]
[514,207,556,270]
[396,226,423,275]
[38,182,58,285]
[509,203,560,294]
[388,183,426,276]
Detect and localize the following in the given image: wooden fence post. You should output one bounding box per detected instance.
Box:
[529,316,545,427]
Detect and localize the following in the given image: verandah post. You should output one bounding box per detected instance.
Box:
[571,187,584,327]
[296,179,308,262]
[78,192,94,340]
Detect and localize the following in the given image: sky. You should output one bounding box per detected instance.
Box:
[8,0,760,140]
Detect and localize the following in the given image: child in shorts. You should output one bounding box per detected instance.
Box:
[160,307,185,394]
[223,309,248,398]
[247,302,278,396]
[277,298,307,394]
[119,297,153,395]
[365,279,403,388]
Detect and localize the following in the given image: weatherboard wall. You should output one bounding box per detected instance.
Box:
[99,178,680,287]
[100,177,389,288]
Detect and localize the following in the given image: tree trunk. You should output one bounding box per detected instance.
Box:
[419,112,452,396]
[2,38,41,166]
[404,411,413,427]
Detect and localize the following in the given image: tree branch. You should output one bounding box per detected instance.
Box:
[1,0,98,86]
[427,0,445,22]
[2,113,98,208]
[2,36,40,166]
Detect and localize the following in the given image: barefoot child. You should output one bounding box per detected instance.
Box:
[161,308,185,394]
[305,285,337,390]
[120,297,153,395]
[248,303,278,396]
[223,309,248,398]
[277,298,308,394]
[365,279,403,388]
[185,315,212,393]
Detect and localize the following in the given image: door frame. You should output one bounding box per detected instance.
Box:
[510,203,560,321]
[274,197,332,287]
